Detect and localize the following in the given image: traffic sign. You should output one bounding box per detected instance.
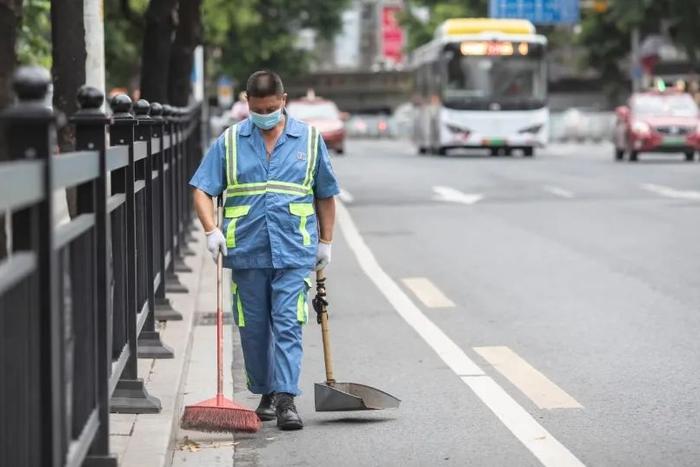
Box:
[489,0,580,25]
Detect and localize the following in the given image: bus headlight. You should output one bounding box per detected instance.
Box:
[518,124,543,134]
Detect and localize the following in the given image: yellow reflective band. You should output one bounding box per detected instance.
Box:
[303,126,319,188]
[226,124,238,186]
[237,292,245,327]
[226,181,311,197]
[226,218,239,248]
[296,291,308,324]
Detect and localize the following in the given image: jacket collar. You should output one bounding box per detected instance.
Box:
[237,109,303,138]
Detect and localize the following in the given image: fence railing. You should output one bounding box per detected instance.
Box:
[0,66,202,467]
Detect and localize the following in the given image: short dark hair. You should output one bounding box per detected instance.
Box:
[246,70,284,98]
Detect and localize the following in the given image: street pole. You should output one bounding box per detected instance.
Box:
[84,0,106,109]
[631,26,641,92]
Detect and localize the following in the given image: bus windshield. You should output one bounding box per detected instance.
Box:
[444,55,546,110]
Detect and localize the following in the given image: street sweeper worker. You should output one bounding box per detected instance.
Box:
[189,70,339,431]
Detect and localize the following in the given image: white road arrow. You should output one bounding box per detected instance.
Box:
[642,183,700,201]
[433,186,483,205]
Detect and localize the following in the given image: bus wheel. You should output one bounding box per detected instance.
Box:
[523,147,534,157]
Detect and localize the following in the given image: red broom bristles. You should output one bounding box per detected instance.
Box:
[181,396,261,433]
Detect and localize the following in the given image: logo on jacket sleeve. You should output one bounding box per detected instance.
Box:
[296,151,307,161]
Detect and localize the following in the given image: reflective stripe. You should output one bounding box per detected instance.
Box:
[225,124,238,185]
[296,290,308,324]
[226,181,311,197]
[237,293,245,327]
[232,281,245,327]
[303,127,319,188]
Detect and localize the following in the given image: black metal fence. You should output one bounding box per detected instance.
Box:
[0,66,203,467]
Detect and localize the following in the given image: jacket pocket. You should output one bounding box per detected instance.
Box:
[289,202,315,246]
[224,205,251,249]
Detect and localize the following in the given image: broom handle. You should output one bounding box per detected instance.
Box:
[216,197,224,398]
[316,269,335,384]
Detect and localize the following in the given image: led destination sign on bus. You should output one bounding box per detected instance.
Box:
[459,41,530,56]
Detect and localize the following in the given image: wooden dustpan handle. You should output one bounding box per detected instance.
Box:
[315,269,335,384]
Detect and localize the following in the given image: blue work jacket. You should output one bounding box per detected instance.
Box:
[190,114,340,270]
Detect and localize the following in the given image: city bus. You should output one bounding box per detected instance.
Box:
[411,18,548,157]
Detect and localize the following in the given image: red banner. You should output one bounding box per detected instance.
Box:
[382,6,404,64]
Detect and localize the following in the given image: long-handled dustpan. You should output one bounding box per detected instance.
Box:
[312,270,401,412]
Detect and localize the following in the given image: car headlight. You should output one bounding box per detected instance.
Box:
[632,121,651,135]
[445,123,470,135]
[518,124,543,134]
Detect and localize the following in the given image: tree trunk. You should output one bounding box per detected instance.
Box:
[0,0,23,259]
[51,0,86,153]
[0,0,22,157]
[51,0,86,218]
[140,0,178,104]
[167,0,201,106]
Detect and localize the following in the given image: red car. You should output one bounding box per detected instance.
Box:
[287,97,346,154]
[613,91,700,162]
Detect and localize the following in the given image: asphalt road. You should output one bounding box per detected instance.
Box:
[232,140,700,467]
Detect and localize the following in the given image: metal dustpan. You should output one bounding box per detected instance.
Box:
[312,270,401,412]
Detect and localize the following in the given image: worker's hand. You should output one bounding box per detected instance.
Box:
[205,228,227,262]
[315,241,332,271]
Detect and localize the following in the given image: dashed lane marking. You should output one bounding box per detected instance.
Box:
[543,186,575,199]
[336,201,585,467]
[401,277,456,308]
[641,183,700,201]
[474,346,583,410]
[433,186,483,205]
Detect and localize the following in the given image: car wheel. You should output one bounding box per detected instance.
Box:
[418,146,427,155]
[336,148,345,156]
[685,151,694,162]
[437,146,448,156]
[628,151,638,162]
[523,147,534,157]
[489,147,499,157]
[614,147,624,161]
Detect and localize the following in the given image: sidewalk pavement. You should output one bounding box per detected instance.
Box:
[109,223,211,466]
[109,223,251,467]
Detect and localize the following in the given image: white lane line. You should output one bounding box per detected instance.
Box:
[543,186,574,199]
[336,202,585,467]
[641,183,700,201]
[338,188,355,204]
[433,186,483,205]
[402,277,456,308]
[474,346,583,410]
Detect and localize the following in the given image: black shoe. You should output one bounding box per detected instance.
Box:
[275,392,303,430]
[256,393,276,421]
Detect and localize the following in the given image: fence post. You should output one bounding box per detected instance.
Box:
[1,65,64,467]
[173,108,193,273]
[162,105,188,294]
[151,103,183,321]
[132,98,175,358]
[108,99,161,415]
[71,86,118,466]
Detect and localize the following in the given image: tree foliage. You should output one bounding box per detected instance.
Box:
[400,0,488,52]
[202,0,349,85]
[16,0,51,68]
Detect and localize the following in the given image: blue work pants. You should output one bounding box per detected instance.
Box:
[231,268,311,396]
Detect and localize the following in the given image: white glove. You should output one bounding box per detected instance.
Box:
[315,241,332,271]
[206,228,227,262]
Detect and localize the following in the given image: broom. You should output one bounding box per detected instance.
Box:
[180,196,261,433]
